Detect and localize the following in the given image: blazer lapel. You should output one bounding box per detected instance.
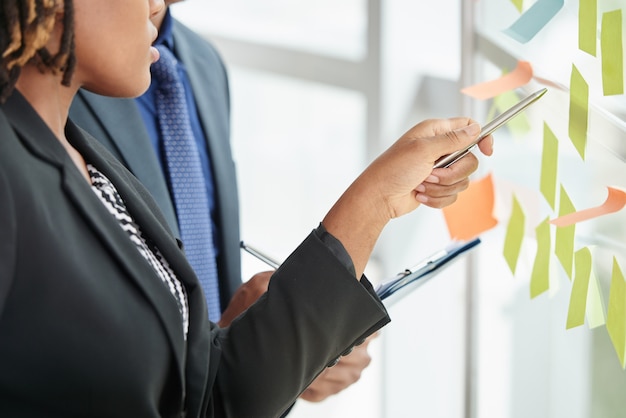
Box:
[70,122,214,417]
[73,91,180,237]
[2,92,189,385]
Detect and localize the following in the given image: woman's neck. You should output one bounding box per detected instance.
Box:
[15,65,75,140]
[15,66,90,183]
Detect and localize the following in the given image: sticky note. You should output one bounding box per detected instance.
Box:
[493,90,531,135]
[503,195,526,275]
[601,9,624,96]
[607,258,626,369]
[550,186,626,226]
[569,64,589,160]
[442,173,498,241]
[587,265,606,329]
[540,122,559,210]
[555,186,576,279]
[566,247,593,329]
[461,61,533,99]
[503,0,564,43]
[530,217,551,298]
[579,0,597,56]
[511,0,524,13]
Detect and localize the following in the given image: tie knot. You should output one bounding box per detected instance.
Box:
[152,44,180,89]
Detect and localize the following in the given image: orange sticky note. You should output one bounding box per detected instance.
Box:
[461,61,533,99]
[550,186,626,226]
[442,173,498,241]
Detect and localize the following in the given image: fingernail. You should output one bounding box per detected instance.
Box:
[425,175,439,183]
[416,194,428,203]
[460,123,480,136]
[416,184,426,193]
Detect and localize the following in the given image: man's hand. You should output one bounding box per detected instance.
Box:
[217,271,272,327]
[300,333,379,402]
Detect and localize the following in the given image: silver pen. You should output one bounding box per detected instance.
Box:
[240,241,281,269]
[433,88,547,168]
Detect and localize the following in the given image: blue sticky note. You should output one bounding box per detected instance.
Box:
[504,0,565,43]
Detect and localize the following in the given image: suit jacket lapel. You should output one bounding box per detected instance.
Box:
[73,91,180,237]
[2,92,189,385]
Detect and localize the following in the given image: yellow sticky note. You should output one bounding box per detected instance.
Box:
[579,0,597,56]
[601,9,624,96]
[606,258,626,369]
[530,217,551,298]
[494,90,531,136]
[587,266,606,329]
[503,195,526,275]
[540,122,559,210]
[566,247,592,329]
[511,0,524,13]
[569,65,589,160]
[555,186,576,279]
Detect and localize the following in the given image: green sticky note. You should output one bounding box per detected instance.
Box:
[555,186,576,279]
[503,195,526,275]
[540,122,559,210]
[530,217,551,298]
[579,0,597,56]
[511,0,524,13]
[569,65,589,160]
[606,258,626,369]
[495,90,531,136]
[601,9,624,96]
[587,265,606,329]
[566,247,592,329]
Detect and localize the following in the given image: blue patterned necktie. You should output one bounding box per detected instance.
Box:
[152,44,221,321]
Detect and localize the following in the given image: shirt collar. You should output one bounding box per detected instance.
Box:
[155,8,175,50]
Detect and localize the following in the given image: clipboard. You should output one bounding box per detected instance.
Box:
[241,238,481,306]
[375,238,481,306]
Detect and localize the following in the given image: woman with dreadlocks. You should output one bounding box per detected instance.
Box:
[0,0,491,416]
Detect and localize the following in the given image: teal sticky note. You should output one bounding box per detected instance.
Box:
[503,0,564,43]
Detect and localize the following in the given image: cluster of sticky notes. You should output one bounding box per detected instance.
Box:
[452,0,626,369]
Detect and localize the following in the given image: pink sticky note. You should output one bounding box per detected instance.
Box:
[461,61,533,100]
[550,186,626,226]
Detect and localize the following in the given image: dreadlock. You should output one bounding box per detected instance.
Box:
[0,0,75,103]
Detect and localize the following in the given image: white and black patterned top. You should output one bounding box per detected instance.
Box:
[87,164,189,339]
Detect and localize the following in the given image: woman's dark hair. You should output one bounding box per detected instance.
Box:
[0,0,75,102]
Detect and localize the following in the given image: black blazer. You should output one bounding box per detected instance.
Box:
[69,18,241,308]
[0,92,389,417]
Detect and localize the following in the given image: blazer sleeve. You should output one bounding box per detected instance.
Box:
[0,163,16,318]
[212,229,390,417]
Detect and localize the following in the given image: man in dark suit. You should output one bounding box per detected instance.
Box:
[70,0,376,404]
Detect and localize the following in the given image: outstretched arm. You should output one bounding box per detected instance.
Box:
[323,118,489,278]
